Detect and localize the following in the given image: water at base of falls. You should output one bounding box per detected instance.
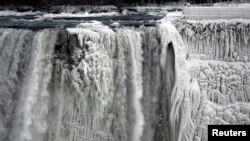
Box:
[0,18,250,141]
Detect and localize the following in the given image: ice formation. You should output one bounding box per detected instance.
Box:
[0,14,250,141]
[173,19,250,141]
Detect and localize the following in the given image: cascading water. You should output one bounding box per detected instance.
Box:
[9,30,57,141]
[117,29,144,141]
[0,29,57,141]
[0,15,250,141]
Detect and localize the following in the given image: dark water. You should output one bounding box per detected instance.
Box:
[0,13,164,29]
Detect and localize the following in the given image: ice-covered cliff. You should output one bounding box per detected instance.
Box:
[173,19,250,141]
[0,16,250,141]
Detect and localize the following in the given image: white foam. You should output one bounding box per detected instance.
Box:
[41,11,120,18]
[0,10,41,16]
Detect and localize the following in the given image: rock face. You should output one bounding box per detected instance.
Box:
[0,19,250,141]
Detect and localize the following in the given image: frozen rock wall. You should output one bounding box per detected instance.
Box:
[173,19,250,141]
[54,22,179,141]
[175,19,250,62]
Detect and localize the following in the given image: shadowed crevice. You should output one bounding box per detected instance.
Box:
[154,42,176,141]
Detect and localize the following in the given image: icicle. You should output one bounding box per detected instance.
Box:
[189,79,201,118]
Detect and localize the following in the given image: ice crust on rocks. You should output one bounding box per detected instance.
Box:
[172,19,250,141]
[174,19,250,62]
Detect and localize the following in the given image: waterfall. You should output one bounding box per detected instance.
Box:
[0,29,34,141]
[0,21,186,141]
[0,18,250,141]
[120,29,144,141]
[0,29,57,141]
[9,30,57,141]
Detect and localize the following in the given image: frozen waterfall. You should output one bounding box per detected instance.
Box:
[0,18,250,141]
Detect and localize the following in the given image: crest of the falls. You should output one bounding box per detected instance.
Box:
[0,16,250,141]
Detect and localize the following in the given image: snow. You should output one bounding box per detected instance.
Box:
[167,11,183,17]
[110,22,120,27]
[163,11,184,21]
